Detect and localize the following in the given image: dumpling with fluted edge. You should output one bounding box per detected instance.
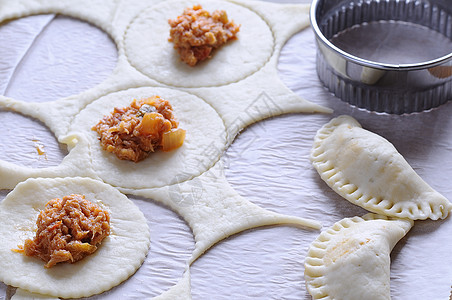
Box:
[310,115,452,220]
[304,213,413,300]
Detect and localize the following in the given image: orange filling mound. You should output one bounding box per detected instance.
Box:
[16,194,110,268]
[168,4,240,66]
[92,96,186,162]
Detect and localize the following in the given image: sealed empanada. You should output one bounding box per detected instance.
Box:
[311,115,452,220]
[304,214,413,300]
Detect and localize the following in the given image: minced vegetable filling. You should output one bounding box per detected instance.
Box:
[168,4,240,66]
[15,194,110,268]
[92,96,186,162]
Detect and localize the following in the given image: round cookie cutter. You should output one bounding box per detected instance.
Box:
[310,0,452,114]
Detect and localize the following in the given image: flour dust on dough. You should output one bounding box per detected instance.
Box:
[0,177,150,298]
[311,115,452,220]
[304,213,413,300]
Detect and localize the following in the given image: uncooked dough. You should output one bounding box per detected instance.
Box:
[311,115,452,220]
[304,213,413,300]
[0,0,330,299]
[69,86,227,189]
[124,0,274,88]
[0,0,329,190]
[123,161,322,264]
[11,289,58,300]
[0,177,150,298]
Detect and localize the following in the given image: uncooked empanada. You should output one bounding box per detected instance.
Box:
[304,214,413,300]
[311,115,452,220]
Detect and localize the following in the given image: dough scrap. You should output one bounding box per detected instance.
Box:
[11,289,58,300]
[0,0,332,298]
[0,0,330,189]
[304,213,413,300]
[154,268,191,300]
[124,0,274,88]
[69,86,227,189]
[311,115,452,220]
[0,177,150,298]
[122,161,322,263]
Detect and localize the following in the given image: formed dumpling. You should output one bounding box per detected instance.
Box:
[0,177,150,298]
[311,115,452,220]
[304,213,413,300]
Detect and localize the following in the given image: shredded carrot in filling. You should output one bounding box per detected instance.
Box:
[92,96,186,162]
[15,194,110,268]
[168,4,240,66]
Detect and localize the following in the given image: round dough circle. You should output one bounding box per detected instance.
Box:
[70,86,227,189]
[0,177,150,298]
[124,0,274,87]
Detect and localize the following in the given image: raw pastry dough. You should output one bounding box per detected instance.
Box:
[124,0,273,88]
[0,0,331,298]
[11,289,58,300]
[304,214,413,300]
[69,86,227,189]
[311,115,452,220]
[0,177,150,298]
[0,0,330,189]
[124,161,322,264]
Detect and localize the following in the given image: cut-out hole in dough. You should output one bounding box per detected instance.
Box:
[132,197,194,298]
[124,0,274,88]
[0,14,117,102]
[277,21,340,111]
[191,226,317,298]
[223,114,330,218]
[0,110,67,168]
